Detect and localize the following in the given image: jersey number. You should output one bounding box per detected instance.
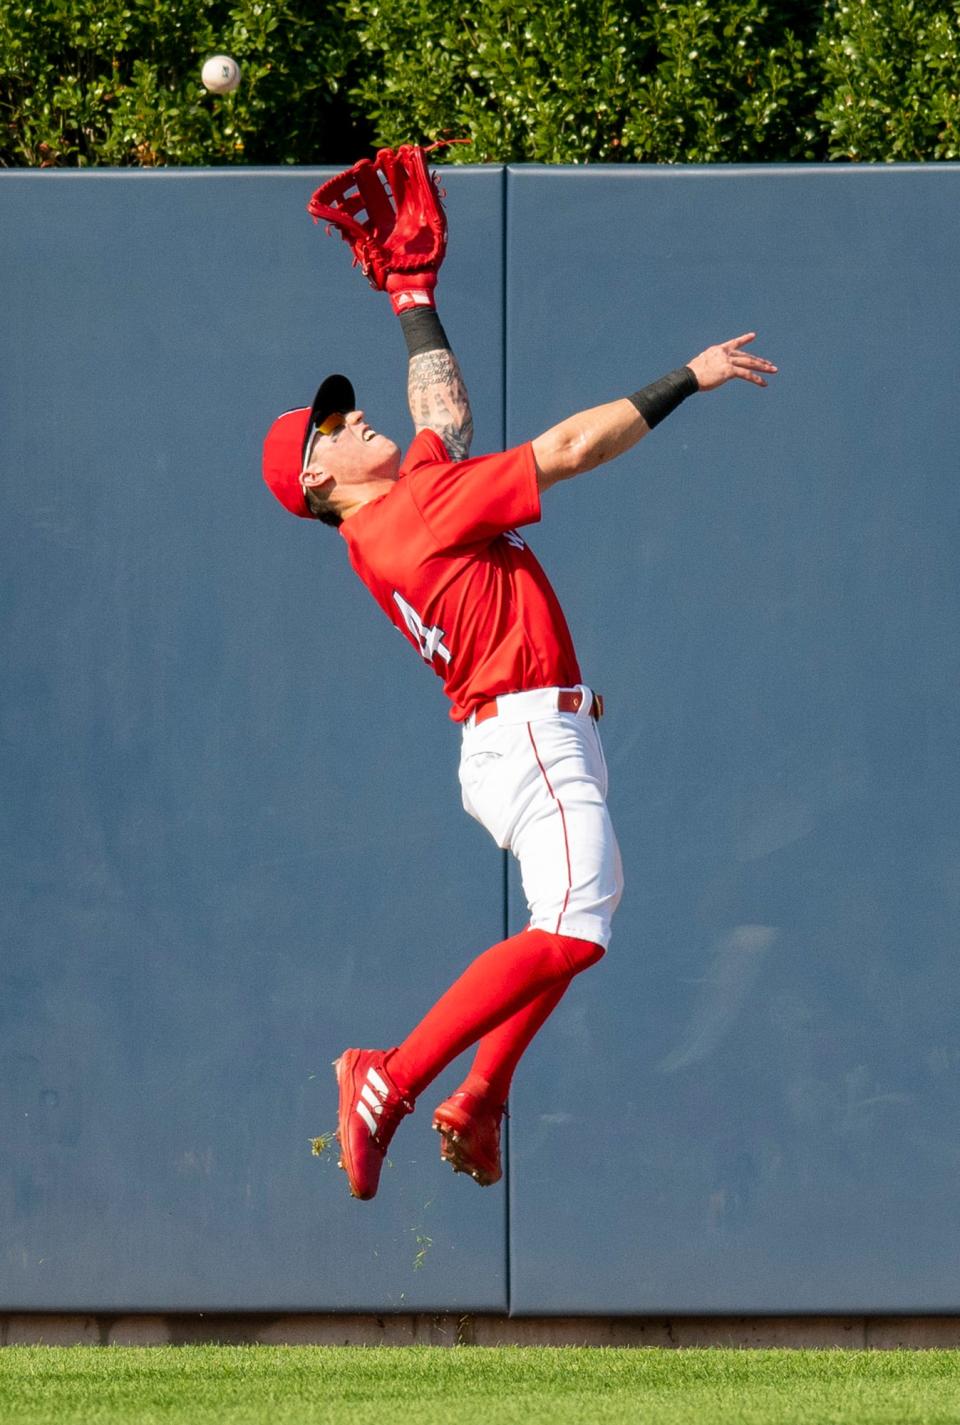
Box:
[392,592,453,666]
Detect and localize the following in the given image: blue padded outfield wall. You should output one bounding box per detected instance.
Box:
[2,165,959,1314]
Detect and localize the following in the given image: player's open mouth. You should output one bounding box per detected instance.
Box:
[362,429,377,442]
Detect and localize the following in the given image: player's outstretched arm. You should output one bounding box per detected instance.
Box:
[407,345,475,461]
[532,333,776,493]
[388,291,475,462]
[309,145,475,456]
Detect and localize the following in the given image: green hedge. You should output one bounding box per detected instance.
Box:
[1,0,958,165]
[816,0,960,159]
[347,0,818,162]
[0,0,364,165]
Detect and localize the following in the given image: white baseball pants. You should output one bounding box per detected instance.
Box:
[458,686,624,948]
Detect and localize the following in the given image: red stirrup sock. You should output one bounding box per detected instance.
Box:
[462,980,571,1106]
[387,929,604,1101]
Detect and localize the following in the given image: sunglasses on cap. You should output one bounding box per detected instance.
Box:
[302,411,347,470]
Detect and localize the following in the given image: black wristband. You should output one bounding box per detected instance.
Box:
[399,308,451,359]
[628,366,699,429]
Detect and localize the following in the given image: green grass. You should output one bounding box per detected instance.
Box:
[3,1345,960,1424]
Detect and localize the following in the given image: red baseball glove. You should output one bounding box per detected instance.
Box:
[307,143,456,295]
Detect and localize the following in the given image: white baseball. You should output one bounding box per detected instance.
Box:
[201,55,241,94]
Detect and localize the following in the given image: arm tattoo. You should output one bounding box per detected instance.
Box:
[408,349,475,461]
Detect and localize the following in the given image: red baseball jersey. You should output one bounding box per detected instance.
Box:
[341,429,581,721]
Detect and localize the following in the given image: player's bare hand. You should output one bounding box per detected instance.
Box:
[687,333,778,392]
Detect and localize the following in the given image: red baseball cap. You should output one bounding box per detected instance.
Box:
[262,373,356,518]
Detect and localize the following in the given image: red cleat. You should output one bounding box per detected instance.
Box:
[432,1090,505,1186]
[333,1049,413,1200]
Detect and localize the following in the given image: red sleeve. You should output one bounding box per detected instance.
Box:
[399,428,450,478]
[403,438,542,551]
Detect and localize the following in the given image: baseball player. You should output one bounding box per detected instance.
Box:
[262,163,777,1201]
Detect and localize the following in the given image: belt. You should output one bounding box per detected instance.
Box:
[473,688,604,726]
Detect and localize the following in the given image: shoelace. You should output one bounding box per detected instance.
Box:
[369,1091,413,1149]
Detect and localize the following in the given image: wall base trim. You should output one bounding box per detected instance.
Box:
[5,1314,960,1348]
